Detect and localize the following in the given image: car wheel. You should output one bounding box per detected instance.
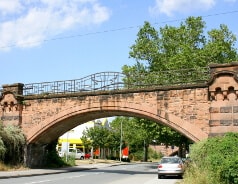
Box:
[80,156,84,160]
[158,174,162,179]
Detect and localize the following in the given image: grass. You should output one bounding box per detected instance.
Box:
[0,162,28,171]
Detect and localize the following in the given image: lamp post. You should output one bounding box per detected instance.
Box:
[119,120,122,162]
[66,131,69,162]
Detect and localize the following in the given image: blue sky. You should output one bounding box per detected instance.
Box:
[0,0,238,86]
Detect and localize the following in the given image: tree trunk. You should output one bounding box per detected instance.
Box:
[143,140,148,162]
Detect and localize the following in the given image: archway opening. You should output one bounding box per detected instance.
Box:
[26,108,200,167]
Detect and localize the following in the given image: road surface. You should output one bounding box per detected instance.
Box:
[0,162,181,184]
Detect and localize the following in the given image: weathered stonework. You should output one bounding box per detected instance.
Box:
[208,62,238,136]
[0,84,24,126]
[1,62,238,167]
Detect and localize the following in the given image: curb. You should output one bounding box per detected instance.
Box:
[0,163,123,179]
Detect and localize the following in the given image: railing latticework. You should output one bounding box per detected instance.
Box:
[0,68,210,96]
[23,72,124,96]
[125,67,209,88]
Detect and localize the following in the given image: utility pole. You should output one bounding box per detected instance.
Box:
[120,120,122,162]
[66,131,69,162]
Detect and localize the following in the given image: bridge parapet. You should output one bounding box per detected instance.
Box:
[21,68,209,96]
[0,68,210,97]
[23,72,124,96]
[0,83,24,126]
[208,62,238,136]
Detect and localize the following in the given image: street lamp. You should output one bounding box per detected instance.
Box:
[66,131,69,162]
[119,120,122,162]
[65,129,74,162]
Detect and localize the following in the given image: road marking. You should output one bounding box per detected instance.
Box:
[23,171,105,184]
[25,180,51,184]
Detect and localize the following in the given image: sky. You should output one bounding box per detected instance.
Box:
[0,0,238,86]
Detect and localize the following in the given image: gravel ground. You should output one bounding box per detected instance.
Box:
[75,159,121,165]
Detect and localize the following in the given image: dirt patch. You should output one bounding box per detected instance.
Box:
[75,159,120,165]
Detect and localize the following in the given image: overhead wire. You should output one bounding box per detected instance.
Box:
[1,10,238,49]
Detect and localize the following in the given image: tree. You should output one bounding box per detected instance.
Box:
[123,16,237,87]
[110,117,190,161]
[110,117,147,161]
[128,16,237,72]
[82,126,110,159]
[205,24,237,64]
[80,133,92,153]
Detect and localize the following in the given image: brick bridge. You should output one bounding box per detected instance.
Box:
[1,62,238,167]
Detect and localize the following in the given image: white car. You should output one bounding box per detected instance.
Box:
[68,149,85,160]
[59,149,85,160]
[158,156,184,179]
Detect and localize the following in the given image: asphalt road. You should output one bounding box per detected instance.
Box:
[0,162,181,184]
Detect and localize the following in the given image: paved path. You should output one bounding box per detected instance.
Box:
[0,162,123,179]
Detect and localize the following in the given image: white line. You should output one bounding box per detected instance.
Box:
[25,180,51,184]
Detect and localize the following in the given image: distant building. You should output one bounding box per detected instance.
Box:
[57,118,110,154]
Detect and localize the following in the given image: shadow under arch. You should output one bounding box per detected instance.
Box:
[26,105,208,144]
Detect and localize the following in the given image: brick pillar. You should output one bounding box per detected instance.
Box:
[208,62,238,136]
[0,83,24,126]
[2,83,24,95]
[24,143,47,168]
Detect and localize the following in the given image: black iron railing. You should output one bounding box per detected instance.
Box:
[23,72,124,96]
[0,68,210,96]
[125,67,210,88]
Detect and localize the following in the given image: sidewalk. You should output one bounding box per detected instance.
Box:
[0,160,123,179]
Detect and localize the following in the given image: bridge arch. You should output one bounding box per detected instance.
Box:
[2,62,238,168]
[27,102,208,145]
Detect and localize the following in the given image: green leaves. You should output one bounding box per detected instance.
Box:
[188,132,238,184]
[129,21,160,65]
[0,137,6,160]
[126,16,237,75]
[82,126,110,149]
[205,24,238,63]
[123,16,237,88]
[0,123,26,164]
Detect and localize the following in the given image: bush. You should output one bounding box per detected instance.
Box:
[148,147,163,160]
[45,141,73,168]
[180,132,238,184]
[129,150,144,161]
[0,123,26,164]
[61,155,76,166]
[0,137,6,160]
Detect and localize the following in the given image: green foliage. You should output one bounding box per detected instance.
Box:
[61,155,76,166]
[148,147,163,160]
[110,117,190,160]
[205,24,237,63]
[124,16,237,87]
[129,150,144,161]
[0,123,26,164]
[128,16,237,72]
[181,132,238,184]
[82,125,115,158]
[45,141,68,168]
[85,126,110,149]
[80,133,92,152]
[0,137,6,160]
[110,117,146,157]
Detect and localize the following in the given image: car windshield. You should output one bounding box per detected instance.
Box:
[161,157,181,164]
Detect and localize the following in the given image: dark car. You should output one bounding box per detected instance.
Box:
[158,156,184,179]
